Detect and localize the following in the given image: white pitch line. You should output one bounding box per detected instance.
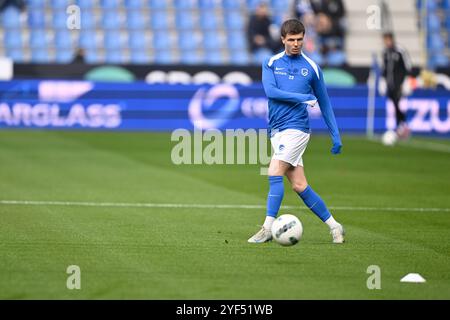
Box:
[0,200,449,213]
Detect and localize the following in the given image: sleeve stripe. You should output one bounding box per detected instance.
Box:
[267,51,285,67]
[301,52,320,79]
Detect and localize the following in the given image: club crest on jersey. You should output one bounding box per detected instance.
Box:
[301,68,309,76]
[279,144,285,151]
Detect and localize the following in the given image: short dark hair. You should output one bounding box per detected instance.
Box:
[281,19,305,38]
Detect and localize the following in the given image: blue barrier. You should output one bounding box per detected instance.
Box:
[0,80,449,135]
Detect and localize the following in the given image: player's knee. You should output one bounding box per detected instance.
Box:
[292,182,308,193]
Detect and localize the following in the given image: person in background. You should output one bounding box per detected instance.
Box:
[382,32,412,139]
[247,2,282,64]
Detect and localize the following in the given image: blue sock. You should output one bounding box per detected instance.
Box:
[266,176,284,217]
[298,185,331,222]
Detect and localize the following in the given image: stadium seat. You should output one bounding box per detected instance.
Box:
[84,49,102,63]
[432,53,449,67]
[29,30,48,48]
[174,0,197,9]
[129,31,151,49]
[199,0,217,9]
[76,0,96,9]
[179,31,201,50]
[154,50,176,64]
[28,9,46,28]
[225,12,245,30]
[227,31,246,50]
[50,10,69,29]
[180,50,203,65]
[127,11,147,29]
[80,10,97,29]
[55,50,75,63]
[28,0,45,9]
[130,50,152,64]
[327,50,346,66]
[199,11,218,29]
[79,32,98,49]
[105,50,124,64]
[205,51,225,65]
[55,31,73,49]
[1,6,22,29]
[150,0,168,9]
[102,10,124,29]
[104,32,126,49]
[176,11,196,30]
[6,49,26,62]
[52,0,69,8]
[223,0,241,9]
[125,0,145,8]
[151,11,169,29]
[4,32,23,48]
[427,13,441,32]
[271,0,290,11]
[428,34,444,50]
[230,50,250,65]
[102,0,121,8]
[203,31,225,49]
[153,33,171,50]
[31,49,50,63]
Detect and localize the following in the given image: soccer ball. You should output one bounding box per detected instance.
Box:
[382,130,397,146]
[271,214,303,246]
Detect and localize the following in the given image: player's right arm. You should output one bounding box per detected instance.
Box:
[262,59,316,105]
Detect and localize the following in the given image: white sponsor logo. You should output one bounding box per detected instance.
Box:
[275,67,285,71]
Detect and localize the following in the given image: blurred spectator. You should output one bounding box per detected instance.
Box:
[293,0,346,66]
[72,48,86,64]
[247,2,282,64]
[0,0,26,12]
[382,32,412,138]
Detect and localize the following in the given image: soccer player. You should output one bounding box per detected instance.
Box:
[248,19,345,244]
[382,32,412,139]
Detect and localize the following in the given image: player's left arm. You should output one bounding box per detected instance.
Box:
[311,67,342,155]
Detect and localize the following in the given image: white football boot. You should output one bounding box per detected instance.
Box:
[330,224,345,244]
[247,227,272,243]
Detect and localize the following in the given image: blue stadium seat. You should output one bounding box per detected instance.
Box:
[52,0,69,8]
[79,32,98,49]
[223,0,241,9]
[1,6,22,28]
[227,31,246,50]
[179,31,201,50]
[127,11,146,29]
[130,50,152,64]
[76,0,96,9]
[427,13,441,32]
[102,10,124,29]
[55,31,73,49]
[81,10,97,29]
[50,10,68,29]
[129,31,148,49]
[31,50,50,63]
[230,50,250,65]
[271,0,290,11]
[203,31,225,49]
[326,50,346,66]
[225,12,245,29]
[104,32,125,49]
[28,0,45,9]
[4,32,23,48]
[28,9,46,28]
[180,50,203,65]
[85,49,102,63]
[153,33,170,50]
[199,0,217,8]
[55,50,75,63]
[176,11,196,29]
[154,50,176,64]
[428,34,444,50]
[102,0,121,8]
[174,0,197,9]
[6,49,26,62]
[205,51,224,65]
[125,0,145,8]
[199,11,218,29]
[29,30,48,48]
[149,0,168,8]
[105,50,124,64]
[151,11,169,29]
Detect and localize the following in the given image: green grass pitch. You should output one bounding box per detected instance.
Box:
[0,130,449,299]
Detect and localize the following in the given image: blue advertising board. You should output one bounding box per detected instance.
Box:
[0,80,449,135]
